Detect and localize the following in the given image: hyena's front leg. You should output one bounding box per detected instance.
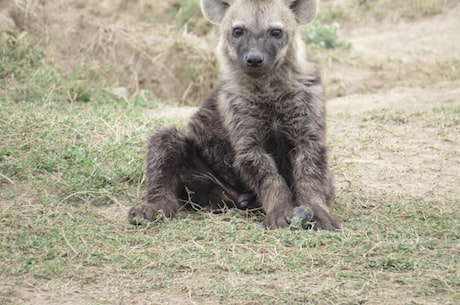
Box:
[234,146,294,229]
[291,141,342,231]
[128,128,186,224]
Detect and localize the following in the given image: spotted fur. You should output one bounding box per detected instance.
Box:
[128,0,341,230]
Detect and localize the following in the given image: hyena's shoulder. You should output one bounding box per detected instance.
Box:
[303,64,323,87]
[184,87,229,147]
[186,89,220,131]
[298,64,325,105]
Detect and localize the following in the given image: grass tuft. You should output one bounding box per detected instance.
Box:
[305,21,350,49]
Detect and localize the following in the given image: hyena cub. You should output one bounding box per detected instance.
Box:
[128,0,341,230]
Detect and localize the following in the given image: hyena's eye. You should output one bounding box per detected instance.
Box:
[270,29,283,38]
[232,27,244,38]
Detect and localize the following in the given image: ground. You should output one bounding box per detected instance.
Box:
[0,0,459,304]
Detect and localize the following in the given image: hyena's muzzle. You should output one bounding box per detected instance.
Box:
[231,26,288,78]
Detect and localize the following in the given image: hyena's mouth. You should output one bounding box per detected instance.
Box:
[243,70,267,78]
[240,63,274,78]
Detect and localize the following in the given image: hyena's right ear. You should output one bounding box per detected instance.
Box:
[201,0,232,24]
[287,0,319,25]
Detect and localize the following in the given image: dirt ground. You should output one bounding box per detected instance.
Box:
[1,0,459,304]
[326,3,460,203]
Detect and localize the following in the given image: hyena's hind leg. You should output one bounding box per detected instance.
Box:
[197,188,261,212]
[128,128,187,224]
[128,128,256,224]
[182,156,261,212]
[186,183,238,213]
[237,193,261,210]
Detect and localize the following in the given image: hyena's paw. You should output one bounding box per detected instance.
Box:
[311,205,342,231]
[127,202,176,225]
[289,206,314,229]
[264,206,294,229]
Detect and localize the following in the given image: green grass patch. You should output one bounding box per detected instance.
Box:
[305,21,350,49]
[1,32,112,104]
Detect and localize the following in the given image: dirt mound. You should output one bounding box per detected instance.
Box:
[1,0,217,104]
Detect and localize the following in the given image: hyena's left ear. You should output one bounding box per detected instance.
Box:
[286,0,319,25]
[201,0,233,24]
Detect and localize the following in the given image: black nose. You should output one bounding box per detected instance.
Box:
[246,52,264,67]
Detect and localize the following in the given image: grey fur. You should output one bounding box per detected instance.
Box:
[128,0,341,230]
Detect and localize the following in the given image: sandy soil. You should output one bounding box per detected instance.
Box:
[325,3,460,203]
[344,5,460,63]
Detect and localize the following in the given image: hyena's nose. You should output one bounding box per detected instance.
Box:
[246,52,264,68]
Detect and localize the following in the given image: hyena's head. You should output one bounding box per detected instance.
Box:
[201,0,318,79]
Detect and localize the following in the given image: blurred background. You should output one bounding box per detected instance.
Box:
[1,0,459,104]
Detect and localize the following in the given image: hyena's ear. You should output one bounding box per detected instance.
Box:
[286,0,319,25]
[201,0,232,24]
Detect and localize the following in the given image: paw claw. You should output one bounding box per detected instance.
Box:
[311,205,342,231]
[128,204,159,225]
[264,207,294,229]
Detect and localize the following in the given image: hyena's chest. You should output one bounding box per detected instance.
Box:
[254,98,305,145]
[222,91,310,172]
[255,103,303,181]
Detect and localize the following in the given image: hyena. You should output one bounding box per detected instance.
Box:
[128,0,342,230]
